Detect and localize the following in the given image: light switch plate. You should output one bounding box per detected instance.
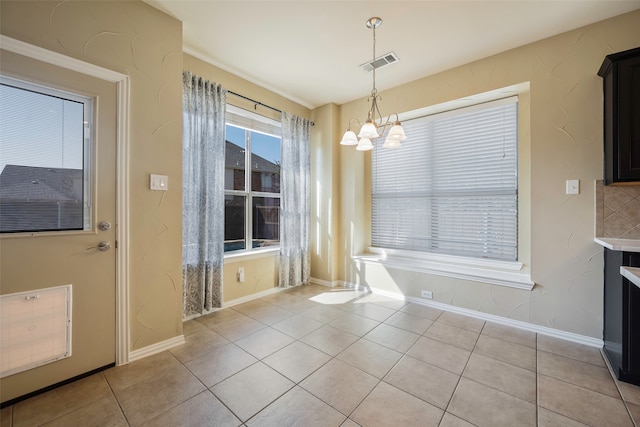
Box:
[150,174,168,191]
[566,179,579,195]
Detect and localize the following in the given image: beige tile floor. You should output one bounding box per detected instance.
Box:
[3,283,640,426]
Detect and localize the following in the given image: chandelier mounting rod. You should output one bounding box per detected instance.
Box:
[368,17,381,97]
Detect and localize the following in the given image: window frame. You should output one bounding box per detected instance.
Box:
[371,96,519,261]
[363,85,532,290]
[224,105,281,254]
[0,75,94,234]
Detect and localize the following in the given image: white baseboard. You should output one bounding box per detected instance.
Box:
[332,280,369,292]
[222,286,287,309]
[183,286,292,322]
[128,335,185,363]
[309,277,361,289]
[309,277,335,287]
[364,285,603,348]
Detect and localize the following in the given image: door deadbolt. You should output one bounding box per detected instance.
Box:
[98,221,111,231]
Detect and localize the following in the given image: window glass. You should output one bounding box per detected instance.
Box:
[252,196,280,248]
[225,124,245,191]
[250,132,280,193]
[0,78,92,233]
[224,194,246,251]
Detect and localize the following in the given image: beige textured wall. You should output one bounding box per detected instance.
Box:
[183,53,311,301]
[184,53,309,121]
[223,255,279,301]
[0,0,184,359]
[310,103,341,283]
[337,10,640,338]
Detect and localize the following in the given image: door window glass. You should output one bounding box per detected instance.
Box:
[0,77,92,233]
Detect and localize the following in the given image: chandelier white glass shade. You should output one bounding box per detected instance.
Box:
[340,17,407,151]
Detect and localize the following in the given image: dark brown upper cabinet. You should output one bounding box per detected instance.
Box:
[598,47,640,185]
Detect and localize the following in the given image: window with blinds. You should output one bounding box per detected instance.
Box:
[372,97,518,261]
[0,76,92,233]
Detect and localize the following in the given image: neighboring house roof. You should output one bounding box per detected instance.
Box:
[225,141,279,174]
[0,165,83,202]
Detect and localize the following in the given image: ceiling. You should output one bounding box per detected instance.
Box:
[146,1,640,109]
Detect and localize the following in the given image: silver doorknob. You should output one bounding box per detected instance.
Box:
[87,241,111,251]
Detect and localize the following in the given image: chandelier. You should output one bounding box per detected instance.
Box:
[340,17,407,151]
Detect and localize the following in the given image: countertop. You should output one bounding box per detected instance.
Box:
[621,267,640,288]
[594,237,640,253]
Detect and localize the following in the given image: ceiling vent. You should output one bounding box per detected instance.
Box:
[360,52,400,72]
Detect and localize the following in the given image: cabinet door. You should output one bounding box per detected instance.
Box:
[625,278,640,383]
[604,249,623,372]
[617,55,640,181]
[622,252,640,385]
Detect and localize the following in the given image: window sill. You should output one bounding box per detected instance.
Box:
[224,246,280,262]
[352,247,534,291]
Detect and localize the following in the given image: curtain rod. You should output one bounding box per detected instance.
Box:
[228,90,314,126]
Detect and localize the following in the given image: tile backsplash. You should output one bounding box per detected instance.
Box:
[595,180,640,239]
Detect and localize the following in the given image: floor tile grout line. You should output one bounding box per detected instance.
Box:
[536,349,626,400]
[379,352,458,415]
[295,361,374,422]
[349,307,453,425]
[538,407,597,426]
[536,347,610,367]
[536,337,637,426]
[205,358,297,424]
[537,370,635,402]
[102,370,133,426]
[24,372,126,427]
[439,318,486,426]
[232,381,297,425]
[329,298,407,422]
[303,288,636,425]
[420,319,480,353]
[337,304,459,421]
[121,364,213,425]
[339,314,408,423]
[224,318,348,421]
[192,372,245,425]
[598,347,638,426]
[235,291,378,424]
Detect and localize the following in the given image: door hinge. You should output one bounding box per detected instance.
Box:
[115,240,118,249]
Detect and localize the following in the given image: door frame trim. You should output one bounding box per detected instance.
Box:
[1,35,131,365]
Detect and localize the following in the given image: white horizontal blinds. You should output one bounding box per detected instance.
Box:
[372,97,518,261]
[372,115,433,251]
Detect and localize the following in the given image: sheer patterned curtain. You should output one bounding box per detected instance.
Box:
[182,72,226,316]
[279,112,311,287]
